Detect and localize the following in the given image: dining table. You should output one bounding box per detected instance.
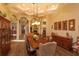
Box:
[27,36,49,49]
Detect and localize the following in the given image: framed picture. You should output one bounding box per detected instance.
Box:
[58,21,61,30]
[62,21,67,30]
[69,19,75,31]
[54,22,57,30]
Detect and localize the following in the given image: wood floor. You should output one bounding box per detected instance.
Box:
[8,40,27,56]
[7,39,76,56]
[55,46,74,56]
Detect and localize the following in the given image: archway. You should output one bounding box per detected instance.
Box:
[19,17,28,40]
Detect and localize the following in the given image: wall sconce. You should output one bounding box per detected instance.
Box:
[69,19,75,31]
[70,24,73,28]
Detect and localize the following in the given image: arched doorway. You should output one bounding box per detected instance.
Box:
[19,17,28,40]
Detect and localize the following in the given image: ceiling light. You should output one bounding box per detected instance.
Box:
[47,4,59,11]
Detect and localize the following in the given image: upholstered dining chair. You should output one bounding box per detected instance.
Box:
[26,33,37,56]
[37,41,57,56]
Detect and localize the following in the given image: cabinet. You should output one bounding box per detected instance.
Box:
[52,34,72,51]
[0,16,11,56]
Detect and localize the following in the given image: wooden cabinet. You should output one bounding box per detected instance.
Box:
[0,16,11,56]
[52,35,72,51]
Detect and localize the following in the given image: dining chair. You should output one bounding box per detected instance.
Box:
[37,41,57,56]
[26,34,37,56]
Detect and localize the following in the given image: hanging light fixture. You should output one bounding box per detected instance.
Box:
[32,3,40,26]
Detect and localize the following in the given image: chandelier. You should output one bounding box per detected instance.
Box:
[32,3,40,26]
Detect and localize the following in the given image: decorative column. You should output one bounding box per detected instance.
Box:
[16,20,20,40]
[19,22,21,37]
[28,20,31,33]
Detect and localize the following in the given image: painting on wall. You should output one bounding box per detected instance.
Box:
[58,21,61,30]
[54,22,57,30]
[69,19,75,31]
[62,21,67,30]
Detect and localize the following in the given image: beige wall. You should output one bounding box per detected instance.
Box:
[47,4,79,43]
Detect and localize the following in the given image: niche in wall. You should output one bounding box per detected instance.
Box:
[69,19,75,31]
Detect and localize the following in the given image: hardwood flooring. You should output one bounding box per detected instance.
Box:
[7,40,76,56]
[0,33,76,56]
[8,40,27,56]
[55,46,74,56]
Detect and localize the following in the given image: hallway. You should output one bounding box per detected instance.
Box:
[8,40,27,56]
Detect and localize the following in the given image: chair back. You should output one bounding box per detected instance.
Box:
[38,41,57,56]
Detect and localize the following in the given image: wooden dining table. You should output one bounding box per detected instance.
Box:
[28,36,49,49]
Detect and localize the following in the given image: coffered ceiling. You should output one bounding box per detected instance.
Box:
[0,3,61,21]
[5,3,59,15]
[0,3,78,21]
